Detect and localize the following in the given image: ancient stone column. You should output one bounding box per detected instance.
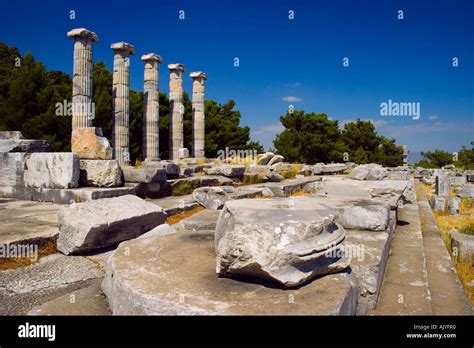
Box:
[190,72,207,158]
[402,145,409,166]
[111,42,135,165]
[168,63,185,160]
[67,28,98,130]
[141,53,163,161]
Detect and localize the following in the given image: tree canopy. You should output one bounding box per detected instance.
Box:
[273,111,404,167]
[416,142,474,169]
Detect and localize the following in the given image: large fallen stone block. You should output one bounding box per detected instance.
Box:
[456,185,474,198]
[79,160,123,187]
[0,184,137,204]
[204,164,245,177]
[215,198,351,288]
[23,153,80,189]
[435,175,450,196]
[142,160,180,178]
[71,127,112,160]
[267,154,284,166]
[0,139,53,153]
[313,163,347,175]
[57,195,167,255]
[422,176,435,185]
[193,186,235,209]
[430,195,447,212]
[260,176,323,197]
[447,196,461,215]
[179,209,221,231]
[333,201,391,231]
[121,166,166,183]
[449,230,474,266]
[102,230,357,315]
[450,176,466,186]
[0,153,27,186]
[256,152,274,165]
[0,131,24,139]
[348,164,387,181]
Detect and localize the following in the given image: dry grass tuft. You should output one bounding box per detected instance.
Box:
[278,164,301,179]
[290,189,312,197]
[251,194,273,199]
[165,206,205,225]
[0,238,58,270]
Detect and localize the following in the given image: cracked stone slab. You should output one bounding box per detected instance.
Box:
[0,253,104,315]
[102,230,358,315]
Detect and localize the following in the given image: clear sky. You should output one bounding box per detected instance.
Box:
[1,0,473,156]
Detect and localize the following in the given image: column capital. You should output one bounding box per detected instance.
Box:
[190,71,207,80]
[168,63,185,72]
[111,42,136,54]
[67,28,99,42]
[141,53,163,63]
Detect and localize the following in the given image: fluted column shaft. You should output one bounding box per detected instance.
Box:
[111,42,135,165]
[190,72,207,158]
[168,64,185,160]
[67,28,98,130]
[142,54,162,161]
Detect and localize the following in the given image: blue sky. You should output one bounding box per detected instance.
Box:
[1,0,473,156]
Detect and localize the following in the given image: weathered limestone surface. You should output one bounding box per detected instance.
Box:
[0,153,27,187]
[143,160,180,177]
[147,194,199,216]
[0,139,53,153]
[71,127,112,160]
[204,164,245,177]
[449,230,474,265]
[23,153,80,189]
[28,280,111,316]
[67,28,98,129]
[79,159,123,187]
[0,131,23,139]
[332,201,391,231]
[450,176,466,186]
[193,186,235,209]
[102,230,357,315]
[457,185,474,198]
[313,163,347,175]
[349,164,387,181]
[430,195,447,212]
[179,209,221,231]
[178,147,189,159]
[215,198,351,287]
[0,199,60,247]
[142,53,162,161]
[260,176,323,197]
[447,196,460,215]
[168,63,185,160]
[121,166,166,183]
[435,175,450,196]
[345,226,394,314]
[267,154,284,166]
[0,253,104,315]
[0,185,137,204]
[57,195,167,255]
[308,176,415,208]
[112,42,135,165]
[256,152,274,165]
[190,71,207,158]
